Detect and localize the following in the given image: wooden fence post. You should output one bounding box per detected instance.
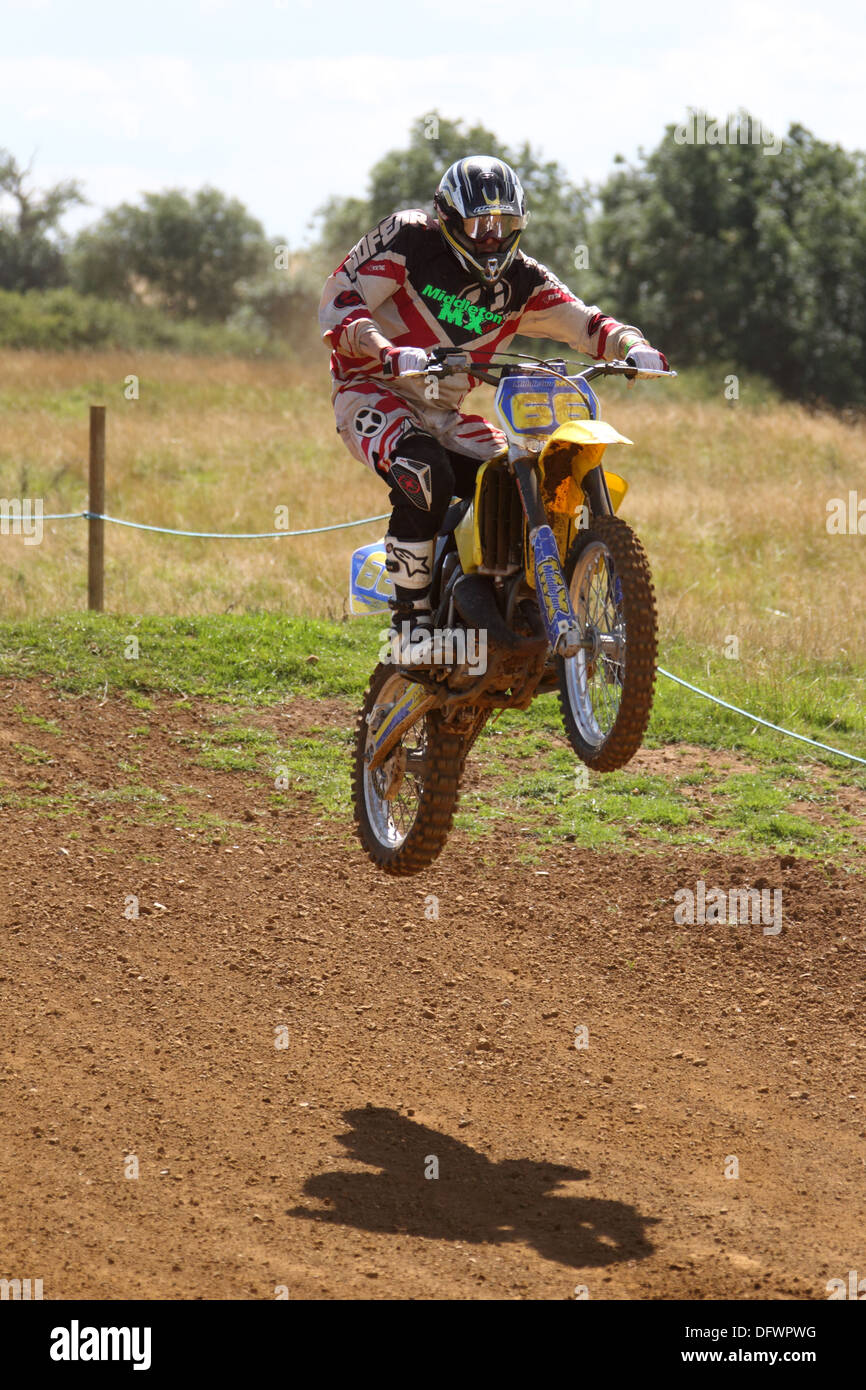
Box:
[88,405,105,611]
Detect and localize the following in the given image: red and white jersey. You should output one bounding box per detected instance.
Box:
[319,208,646,413]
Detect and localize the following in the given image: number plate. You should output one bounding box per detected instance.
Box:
[495,374,596,438]
[349,541,393,614]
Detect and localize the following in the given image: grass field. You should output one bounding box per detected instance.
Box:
[1,349,864,657]
[1,348,864,864]
[0,613,863,865]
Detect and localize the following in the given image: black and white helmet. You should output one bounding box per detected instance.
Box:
[434,156,528,286]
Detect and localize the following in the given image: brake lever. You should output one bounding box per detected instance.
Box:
[605,359,678,380]
[401,351,472,380]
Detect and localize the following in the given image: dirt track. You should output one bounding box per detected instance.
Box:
[1,681,864,1300]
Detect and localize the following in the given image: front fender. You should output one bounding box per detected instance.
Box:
[538,419,632,520]
[542,419,633,450]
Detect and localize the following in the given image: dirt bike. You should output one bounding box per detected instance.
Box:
[348,349,676,875]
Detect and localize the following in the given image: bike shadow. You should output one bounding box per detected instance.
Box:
[288,1106,658,1270]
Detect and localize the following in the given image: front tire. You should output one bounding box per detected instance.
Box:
[353,663,465,875]
[557,515,657,771]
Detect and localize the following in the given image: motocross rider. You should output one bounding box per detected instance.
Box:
[319,155,668,645]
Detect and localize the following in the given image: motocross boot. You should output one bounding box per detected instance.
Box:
[384,534,437,668]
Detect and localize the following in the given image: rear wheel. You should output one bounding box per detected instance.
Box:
[557,515,657,770]
[353,663,465,875]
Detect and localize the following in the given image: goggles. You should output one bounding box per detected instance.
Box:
[462,212,525,242]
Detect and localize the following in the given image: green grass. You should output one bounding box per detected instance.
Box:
[0,373,310,421]
[12,741,54,765]
[0,613,375,701]
[191,722,276,772]
[1,612,863,863]
[271,727,353,818]
[13,705,62,734]
[0,768,249,840]
[2,613,864,756]
[458,752,863,859]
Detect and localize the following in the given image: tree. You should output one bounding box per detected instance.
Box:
[591,112,866,406]
[229,254,325,351]
[314,194,377,270]
[314,114,592,286]
[0,150,84,291]
[71,188,271,321]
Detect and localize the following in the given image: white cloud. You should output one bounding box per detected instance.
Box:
[3,5,866,249]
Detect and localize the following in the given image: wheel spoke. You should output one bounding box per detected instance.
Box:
[363,673,429,850]
[558,518,657,774]
[565,538,625,744]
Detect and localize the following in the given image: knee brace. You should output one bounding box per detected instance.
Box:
[385,430,455,541]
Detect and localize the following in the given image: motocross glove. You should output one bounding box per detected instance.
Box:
[380,346,430,379]
[624,344,669,372]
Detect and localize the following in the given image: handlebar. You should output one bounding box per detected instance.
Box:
[401,349,676,385]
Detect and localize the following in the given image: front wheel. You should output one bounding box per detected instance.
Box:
[352,663,465,875]
[557,515,657,771]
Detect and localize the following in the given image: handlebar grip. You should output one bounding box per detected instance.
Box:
[401,352,471,379]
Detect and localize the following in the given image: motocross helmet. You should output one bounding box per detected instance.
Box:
[434,156,527,286]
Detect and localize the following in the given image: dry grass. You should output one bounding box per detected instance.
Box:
[0,350,382,620]
[608,388,866,672]
[1,350,864,677]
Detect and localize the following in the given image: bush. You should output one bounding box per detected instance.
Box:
[227,258,325,352]
[0,288,294,357]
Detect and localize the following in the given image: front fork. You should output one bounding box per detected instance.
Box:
[513,459,611,661]
[366,460,612,764]
[365,682,435,772]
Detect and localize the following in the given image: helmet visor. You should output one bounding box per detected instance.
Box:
[462,212,526,242]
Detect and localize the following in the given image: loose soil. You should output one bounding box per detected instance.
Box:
[1,681,863,1300]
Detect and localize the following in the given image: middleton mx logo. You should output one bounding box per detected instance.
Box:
[421,284,503,334]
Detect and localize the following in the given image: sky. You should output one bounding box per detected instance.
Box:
[1,0,864,248]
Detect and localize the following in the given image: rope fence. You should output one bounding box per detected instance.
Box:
[655,668,865,768]
[0,406,389,604]
[2,407,863,768]
[19,509,391,539]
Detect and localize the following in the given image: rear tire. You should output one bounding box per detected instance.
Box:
[557,515,657,771]
[353,663,465,875]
